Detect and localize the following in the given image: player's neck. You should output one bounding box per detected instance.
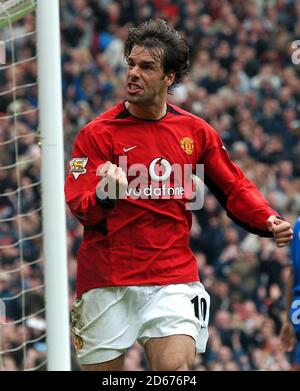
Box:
[125,101,167,121]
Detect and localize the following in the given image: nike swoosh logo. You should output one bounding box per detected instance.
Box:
[123,146,137,153]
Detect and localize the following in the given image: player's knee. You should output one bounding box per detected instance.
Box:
[151,354,192,371]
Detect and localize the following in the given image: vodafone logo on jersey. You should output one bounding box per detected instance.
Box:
[149,158,172,182]
[96,156,204,210]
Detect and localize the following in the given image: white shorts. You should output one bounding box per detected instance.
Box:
[71,282,210,365]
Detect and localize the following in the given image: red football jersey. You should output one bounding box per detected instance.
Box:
[65,102,278,297]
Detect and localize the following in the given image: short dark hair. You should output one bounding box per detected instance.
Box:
[124,19,189,87]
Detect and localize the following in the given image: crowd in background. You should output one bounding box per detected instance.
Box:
[0,0,300,370]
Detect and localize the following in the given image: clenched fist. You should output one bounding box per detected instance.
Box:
[267,215,293,248]
[96,161,128,200]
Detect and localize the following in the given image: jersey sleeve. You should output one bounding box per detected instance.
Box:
[200,122,279,237]
[64,123,114,227]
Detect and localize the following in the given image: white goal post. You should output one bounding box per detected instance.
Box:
[37,0,70,371]
[0,0,70,370]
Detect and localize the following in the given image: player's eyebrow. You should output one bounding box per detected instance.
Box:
[140,60,156,65]
[128,58,158,66]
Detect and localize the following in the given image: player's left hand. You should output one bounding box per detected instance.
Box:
[267,215,293,247]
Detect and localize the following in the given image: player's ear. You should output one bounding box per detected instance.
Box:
[164,71,175,88]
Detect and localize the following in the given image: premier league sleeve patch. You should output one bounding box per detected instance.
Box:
[69,157,88,179]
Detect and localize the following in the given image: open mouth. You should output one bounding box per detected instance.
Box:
[128,82,143,94]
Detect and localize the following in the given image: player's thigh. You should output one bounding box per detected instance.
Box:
[138,282,210,357]
[71,287,138,366]
[145,334,196,371]
[82,354,125,371]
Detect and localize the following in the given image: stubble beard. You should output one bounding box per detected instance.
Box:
[126,92,150,105]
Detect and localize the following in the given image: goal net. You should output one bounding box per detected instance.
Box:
[0,0,47,371]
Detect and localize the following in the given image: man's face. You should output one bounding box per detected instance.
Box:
[126,45,172,104]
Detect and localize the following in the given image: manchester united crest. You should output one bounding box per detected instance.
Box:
[180,137,194,155]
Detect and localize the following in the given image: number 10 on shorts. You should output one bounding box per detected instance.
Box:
[191,295,208,323]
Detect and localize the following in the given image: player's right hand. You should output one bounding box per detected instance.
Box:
[96,161,128,199]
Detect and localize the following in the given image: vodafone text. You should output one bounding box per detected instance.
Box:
[96,156,204,210]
